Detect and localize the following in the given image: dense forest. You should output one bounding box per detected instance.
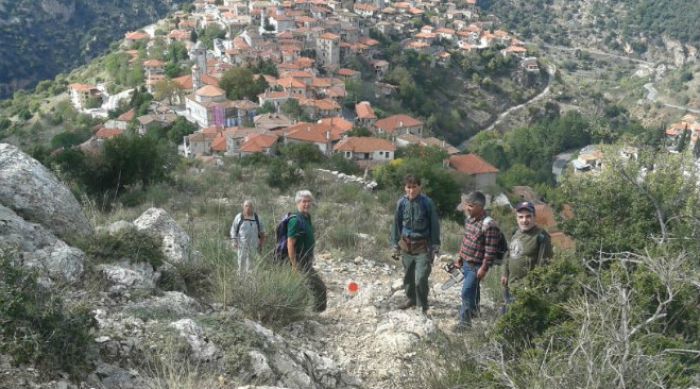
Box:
[0,0,189,99]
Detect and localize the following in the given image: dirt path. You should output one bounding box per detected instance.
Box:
[285,253,498,389]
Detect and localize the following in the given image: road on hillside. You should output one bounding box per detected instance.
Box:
[644,82,700,114]
[460,64,556,150]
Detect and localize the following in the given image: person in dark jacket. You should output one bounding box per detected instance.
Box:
[390,175,441,314]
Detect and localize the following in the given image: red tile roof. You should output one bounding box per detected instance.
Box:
[173,75,193,90]
[334,137,396,153]
[125,31,149,41]
[375,114,422,133]
[95,128,124,139]
[211,133,228,152]
[355,101,376,120]
[240,134,279,153]
[195,85,226,97]
[69,83,96,92]
[449,154,499,175]
[117,109,136,122]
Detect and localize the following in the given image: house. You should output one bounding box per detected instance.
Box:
[355,101,377,129]
[316,116,353,139]
[186,85,228,128]
[124,31,150,47]
[333,136,396,166]
[336,68,361,81]
[284,123,335,154]
[183,129,220,157]
[68,83,101,110]
[143,59,166,76]
[95,128,124,140]
[185,85,258,128]
[239,133,280,156]
[448,153,499,188]
[521,57,540,73]
[375,114,423,136]
[316,32,341,70]
[299,98,341,119]
[254,113,295,131]
[353,3,378,17]
[371,59,389,80]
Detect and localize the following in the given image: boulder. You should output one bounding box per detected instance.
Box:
[168,319,220,362]
[0,204,84,284]
[0,143,92,240]
[96,260,157,295]
[133,208,199,265]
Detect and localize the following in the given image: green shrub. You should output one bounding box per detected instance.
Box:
[495,258,585,354]
[211,258,310,326]
[0,254,96,375]
[83,229,165,268]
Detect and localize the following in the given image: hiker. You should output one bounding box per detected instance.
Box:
[287,190,327,312]
[500,201,553,311]
[455,191,500,329]
[230,200,266,275]
[391,175,441,314]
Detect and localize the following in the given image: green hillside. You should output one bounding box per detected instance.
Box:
[0,0,189,99]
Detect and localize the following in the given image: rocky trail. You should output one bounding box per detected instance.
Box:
[285,252,496,389]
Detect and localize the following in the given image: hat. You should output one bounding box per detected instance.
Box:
[515,201,535,214]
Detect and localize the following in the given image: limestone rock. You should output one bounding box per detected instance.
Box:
[168,319,220,362]
[88,362,146,389]
[129,291,203,318]
[0,143,92,240]
[0,204,84,284]
[97,260,157,295]
[133,208,199,265]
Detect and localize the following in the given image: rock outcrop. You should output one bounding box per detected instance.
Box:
[0,204,84,284]
[0,143,93,240]
[133,208,199,265]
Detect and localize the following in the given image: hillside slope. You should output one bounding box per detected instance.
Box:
[481,0,700,63]
[0,0,188,98]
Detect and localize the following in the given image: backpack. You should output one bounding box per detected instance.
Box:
[482,216,508,266]
[273,212,306,263]
[235,212,261,239]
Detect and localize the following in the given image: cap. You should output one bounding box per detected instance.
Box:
[515,201,535,214]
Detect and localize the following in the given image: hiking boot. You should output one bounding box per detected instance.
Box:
[397,299,416,310]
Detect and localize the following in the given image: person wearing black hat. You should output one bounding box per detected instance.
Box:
[500,201,553,311]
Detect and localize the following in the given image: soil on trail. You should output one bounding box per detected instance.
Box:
[284,252,499,389]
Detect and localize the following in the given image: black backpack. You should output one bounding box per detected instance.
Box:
[482,216,508,266]
[273,212,305,263]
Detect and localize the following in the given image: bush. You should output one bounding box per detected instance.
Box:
[201,235,310,326]
[0,254,96,375]
[82,229,165,268]
[495,258,585,354]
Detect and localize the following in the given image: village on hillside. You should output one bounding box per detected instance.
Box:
[65,0,541,176]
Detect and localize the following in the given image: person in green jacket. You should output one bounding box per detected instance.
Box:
[287,189,327,312]
[500,201,553,311]
[391,175,441,314]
